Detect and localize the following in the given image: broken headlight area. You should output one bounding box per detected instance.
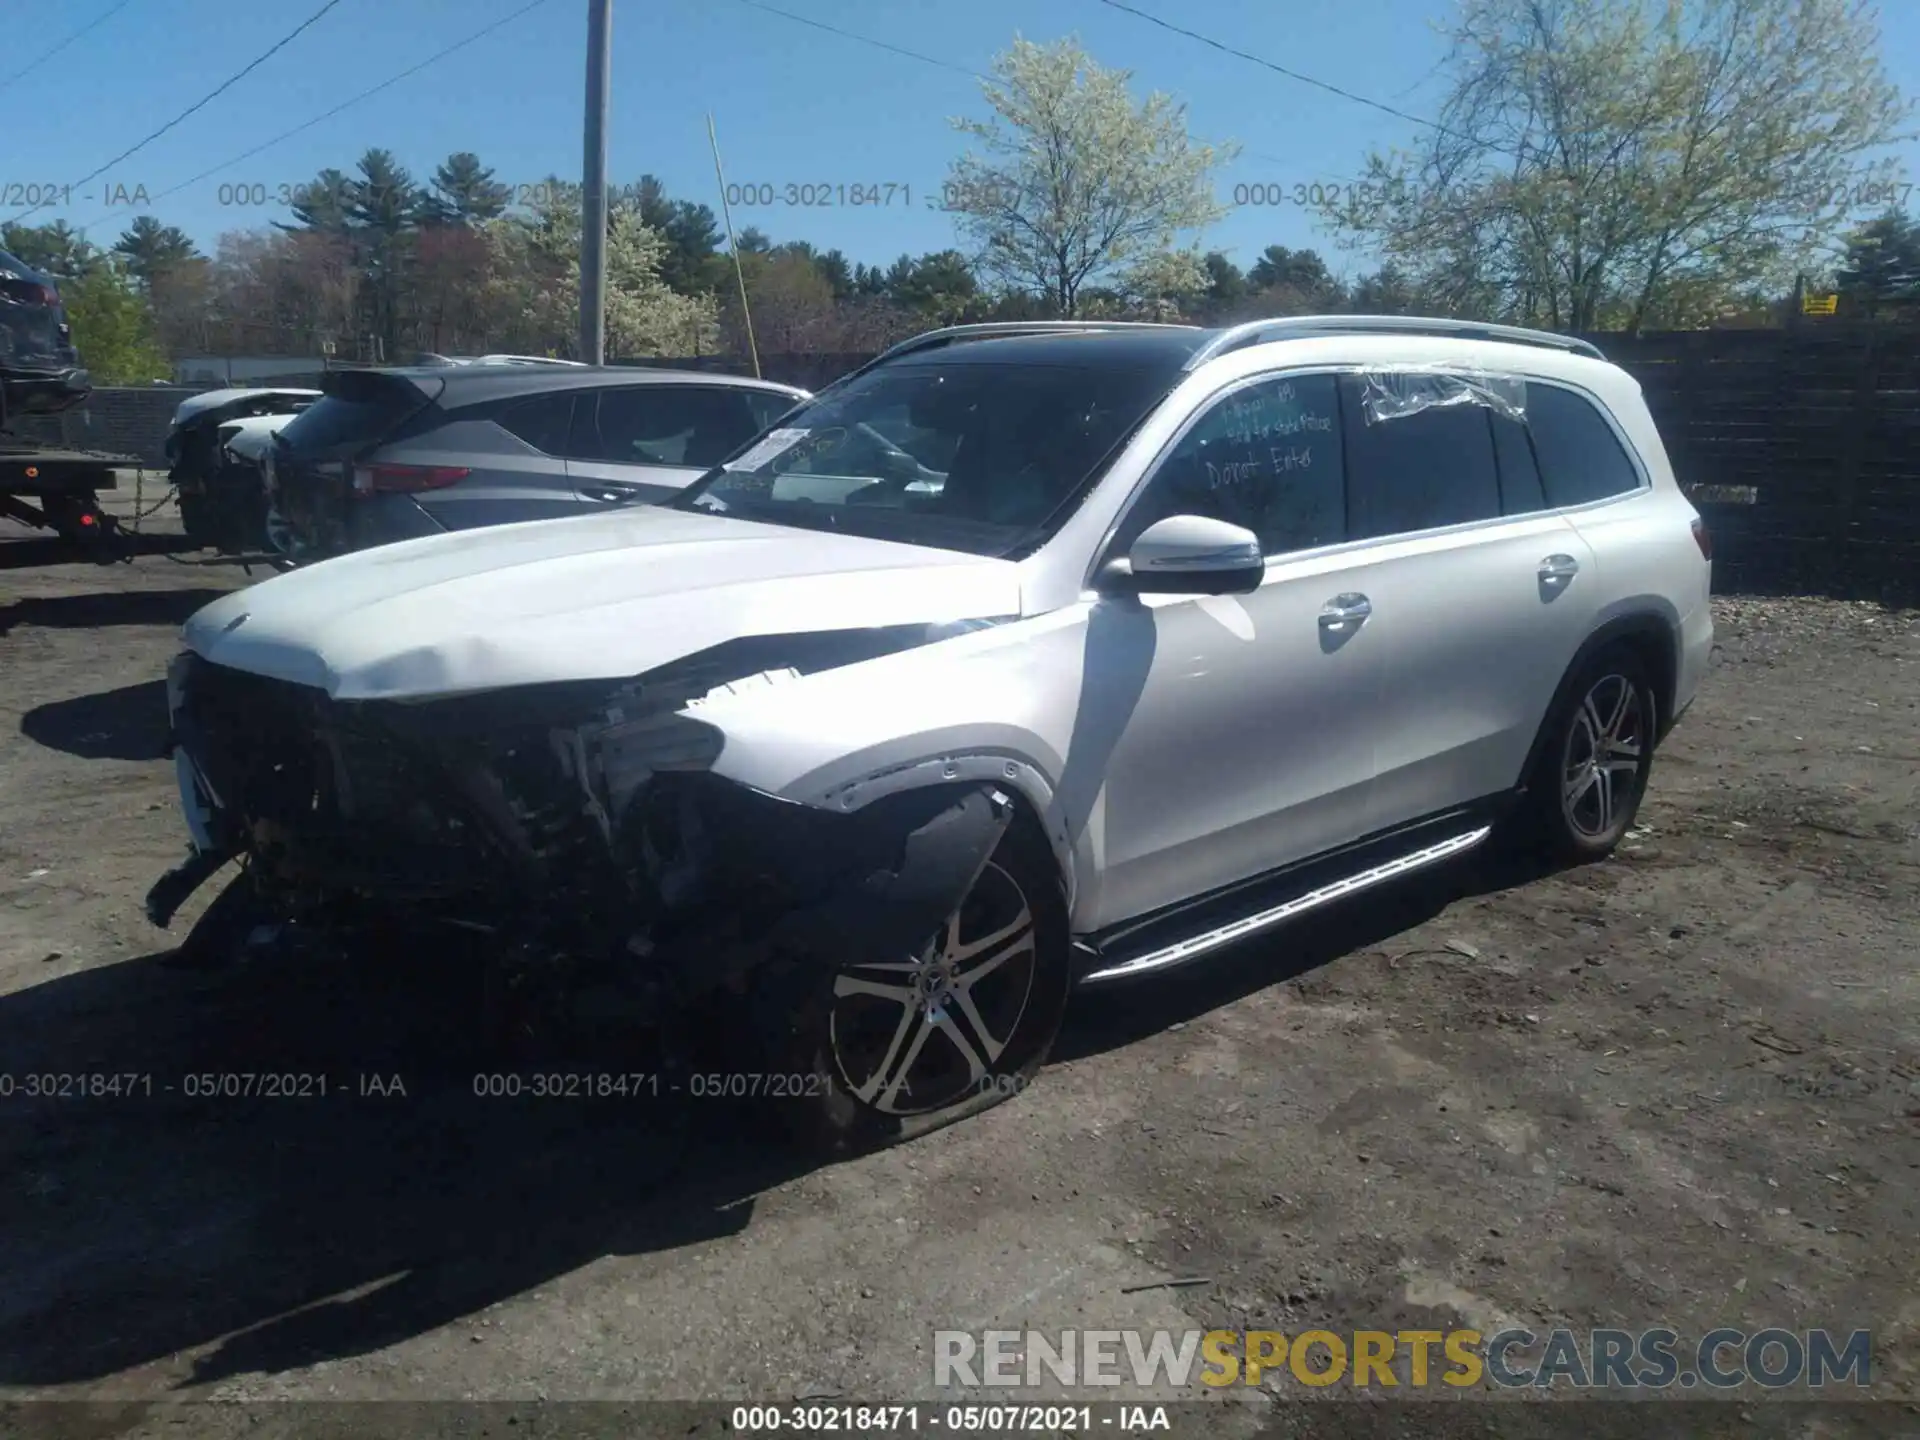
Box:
[154,630,1014,1023]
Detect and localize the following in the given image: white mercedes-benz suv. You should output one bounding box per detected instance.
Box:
[149,316,1714,1148]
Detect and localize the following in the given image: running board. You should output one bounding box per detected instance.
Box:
[1079,826,1492,984]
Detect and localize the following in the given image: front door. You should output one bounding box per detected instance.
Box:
[1086,370,1384,931]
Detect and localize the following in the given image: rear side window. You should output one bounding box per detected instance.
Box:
[1490,411,1547,515]
[568,385,772,468]
[1338,375,1503,539]
[743,389,802,433]
[497,392,574,454]
[1526,385,1643,506]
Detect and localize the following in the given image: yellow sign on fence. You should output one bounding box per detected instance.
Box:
[1801,292,1838,315]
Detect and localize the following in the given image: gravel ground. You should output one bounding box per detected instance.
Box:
[1,501,1916,1436]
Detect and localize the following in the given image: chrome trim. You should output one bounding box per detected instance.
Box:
[872,320,1203,369]
[1078,825,1492,983]
[1184,316,1605,370]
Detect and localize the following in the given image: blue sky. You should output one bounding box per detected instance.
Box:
[5,0,1917,283]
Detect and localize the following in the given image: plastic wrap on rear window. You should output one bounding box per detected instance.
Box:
[1357,366,1527,425]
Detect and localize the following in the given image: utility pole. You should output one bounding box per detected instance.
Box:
[579,0,612,365]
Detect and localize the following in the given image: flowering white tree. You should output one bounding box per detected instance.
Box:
[943,37,1237,317]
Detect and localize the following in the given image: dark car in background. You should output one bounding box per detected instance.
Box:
[0,248,91,426]
[265,363,809,560]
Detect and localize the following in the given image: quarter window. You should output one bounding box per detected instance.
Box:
[1526,384,1643,506]
[497,392,574,454]
[1121,372,1345,556]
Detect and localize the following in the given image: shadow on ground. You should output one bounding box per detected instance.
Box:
[0,532,202,572]
[19,680,171,761]
[0,587,229,637]
[0,850,1544,1392]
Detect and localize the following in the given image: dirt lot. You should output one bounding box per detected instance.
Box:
[1,497,1917,1434]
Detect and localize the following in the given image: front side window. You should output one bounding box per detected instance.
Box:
[1118,372,1346,557]
[1339,373,1503,539]
[673,360,1179,557]
[1526,384,1643,506]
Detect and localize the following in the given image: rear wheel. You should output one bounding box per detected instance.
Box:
[782,813,1070,1154]
[1519,646,1657,862]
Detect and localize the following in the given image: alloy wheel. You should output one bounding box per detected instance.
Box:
[1561,673,1646,839]
[827,861,1038,1115]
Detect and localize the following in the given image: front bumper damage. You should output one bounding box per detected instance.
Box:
[147,650,1013,1024]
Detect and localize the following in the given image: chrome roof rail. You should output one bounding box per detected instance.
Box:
[852,319,1204,373]
[1184,314,1605,369]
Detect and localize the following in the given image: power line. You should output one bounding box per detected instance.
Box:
[1093,0,1470,145]
[66,0,562,241]
[723,0,986,80]
[718,0,1296,170]
[0,0,141,93]
[7,0,349,226]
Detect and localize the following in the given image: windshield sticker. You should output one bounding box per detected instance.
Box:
[724,427,810,471]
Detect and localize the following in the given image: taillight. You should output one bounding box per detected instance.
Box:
[352,463,470,495]
[1691,516,1711,561]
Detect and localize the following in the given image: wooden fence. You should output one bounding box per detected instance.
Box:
[1582,324,1920,598]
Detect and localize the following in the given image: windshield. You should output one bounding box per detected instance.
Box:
[670,360,1178,557]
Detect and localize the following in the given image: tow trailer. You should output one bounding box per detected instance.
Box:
[0,437,133,552]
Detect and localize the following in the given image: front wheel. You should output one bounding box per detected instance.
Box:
[1519,646,1658,863]
[782,813,1071,1154]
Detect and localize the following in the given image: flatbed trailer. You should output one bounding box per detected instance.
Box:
[0,436,132,548]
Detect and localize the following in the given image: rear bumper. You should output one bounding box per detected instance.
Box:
[274,487,446,560]
[1666,599,1714,739]
[1,364,92,416]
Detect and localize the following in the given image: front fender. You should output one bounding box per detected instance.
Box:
[692,610,1101,917]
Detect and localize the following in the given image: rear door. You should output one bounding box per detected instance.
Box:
[375,388,582,531]
[564,384,796,505]
[1343,373,1603,831]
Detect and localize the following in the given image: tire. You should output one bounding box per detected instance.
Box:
[779,810,1072,1155]
[1518,645,1658,863]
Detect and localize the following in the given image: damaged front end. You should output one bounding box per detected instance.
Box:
[149,639,1014,1030]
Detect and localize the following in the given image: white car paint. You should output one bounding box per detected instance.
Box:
[180,505,1023,701]
[171,326,1714,937]
[215,414,296,463]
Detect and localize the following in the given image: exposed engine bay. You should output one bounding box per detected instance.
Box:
[147,624,1018,1037]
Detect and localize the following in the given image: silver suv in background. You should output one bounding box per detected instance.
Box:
[153,316,1712,1151]
[264,363,807,560]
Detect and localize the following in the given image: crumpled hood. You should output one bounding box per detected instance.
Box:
[181,505,1024,700]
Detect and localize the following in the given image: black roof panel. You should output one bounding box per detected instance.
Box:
[890,328,1214,370]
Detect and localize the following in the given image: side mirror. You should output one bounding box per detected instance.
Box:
[1098,514,1265,597]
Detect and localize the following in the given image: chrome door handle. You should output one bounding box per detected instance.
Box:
[1319,593,1372,627]
[582,483,643,503]
[1538,553,1581,581]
